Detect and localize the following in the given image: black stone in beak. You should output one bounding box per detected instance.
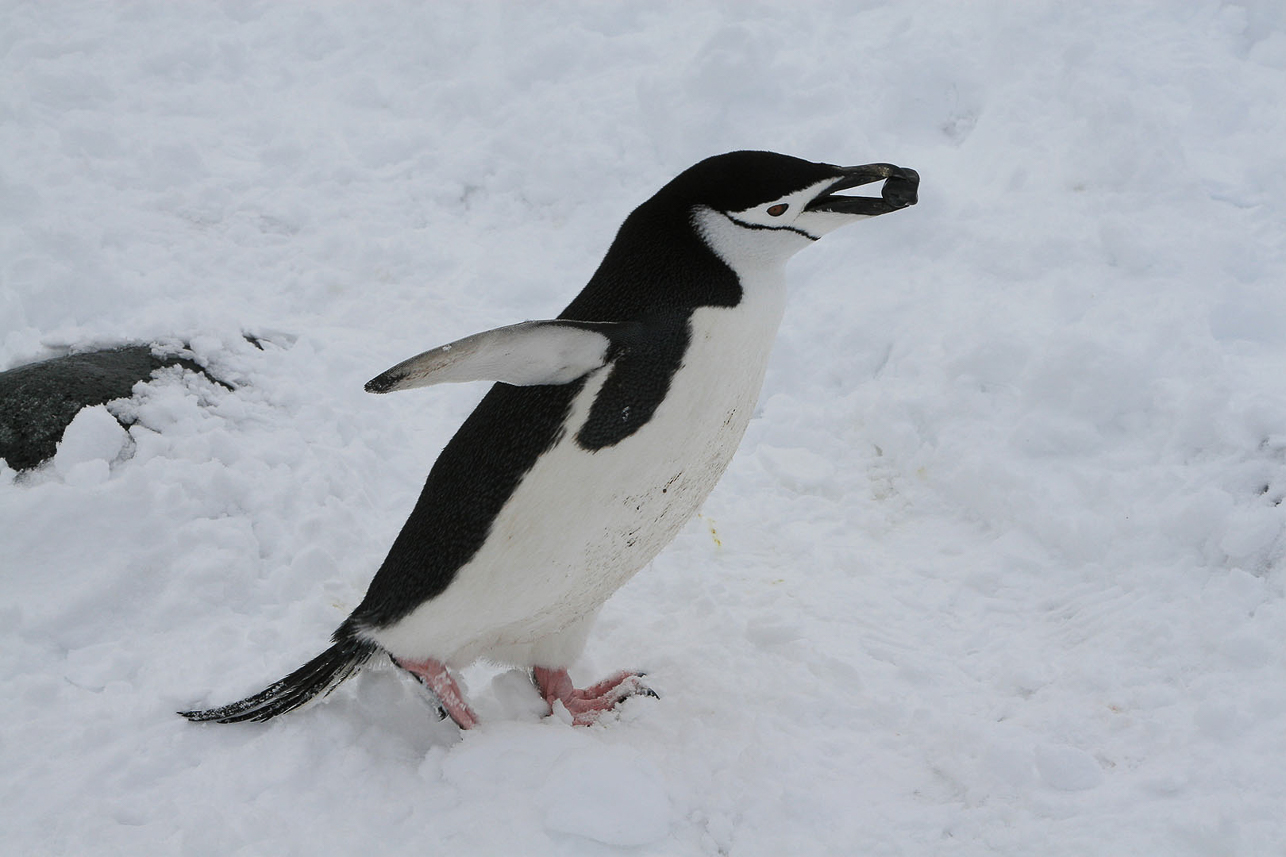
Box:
[806,163,919,215]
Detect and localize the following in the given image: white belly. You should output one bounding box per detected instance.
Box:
[371,277,787,667]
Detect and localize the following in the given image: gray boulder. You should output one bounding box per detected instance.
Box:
[0,346,218,471]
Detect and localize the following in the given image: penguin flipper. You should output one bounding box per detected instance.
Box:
[365,320,616,394]
[179,638,376,724]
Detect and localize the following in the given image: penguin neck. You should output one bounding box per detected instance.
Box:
[560,200,743,323]
[689,205,813,280]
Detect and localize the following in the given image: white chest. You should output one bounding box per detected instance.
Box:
[373,268,788,665]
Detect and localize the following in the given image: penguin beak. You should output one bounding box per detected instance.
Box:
[806,163,919,216]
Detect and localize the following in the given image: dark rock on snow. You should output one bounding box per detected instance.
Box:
[0,346,217,471]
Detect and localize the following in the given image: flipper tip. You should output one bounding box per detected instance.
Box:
[364,373,401,394]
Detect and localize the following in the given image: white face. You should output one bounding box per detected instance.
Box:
[692,177,873,273]
[725,176,875,240]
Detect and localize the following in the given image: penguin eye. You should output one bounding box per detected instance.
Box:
[766,203,788,217]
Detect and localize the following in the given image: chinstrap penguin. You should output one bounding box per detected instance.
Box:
[181,151,918,729]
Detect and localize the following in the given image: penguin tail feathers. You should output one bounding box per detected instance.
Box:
[179,638,377,724]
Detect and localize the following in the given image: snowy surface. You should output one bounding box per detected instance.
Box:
[4,2,1286,854]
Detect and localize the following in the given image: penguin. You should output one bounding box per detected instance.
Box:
[181,151,918,729]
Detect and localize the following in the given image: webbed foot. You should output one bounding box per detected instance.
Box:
[532,667,656,726]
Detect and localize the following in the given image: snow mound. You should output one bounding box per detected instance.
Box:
[539,745,673,846]
[53,405,128,484]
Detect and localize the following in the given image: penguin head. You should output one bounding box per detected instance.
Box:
[569,151,918,320]
[673,150,919,269]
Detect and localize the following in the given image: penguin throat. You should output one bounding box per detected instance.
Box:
[723,212,819,242]
[691,206,814,275]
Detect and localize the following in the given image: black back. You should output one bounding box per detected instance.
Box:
[339,152,842,634]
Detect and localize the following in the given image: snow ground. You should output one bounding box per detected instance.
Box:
[3,2,1286,854]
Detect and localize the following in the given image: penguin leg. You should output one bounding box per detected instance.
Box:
[531,667,656,726]
[394,656,479,730]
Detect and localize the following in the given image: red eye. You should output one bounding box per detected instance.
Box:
[766,203,788,216]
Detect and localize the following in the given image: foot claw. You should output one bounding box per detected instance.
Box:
[532,667,655,726]
[394,656,479,730]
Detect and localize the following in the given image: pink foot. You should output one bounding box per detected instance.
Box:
[532,667,655,726]
[394,656,479,729]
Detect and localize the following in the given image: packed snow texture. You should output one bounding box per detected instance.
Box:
[3,2,1286,854]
